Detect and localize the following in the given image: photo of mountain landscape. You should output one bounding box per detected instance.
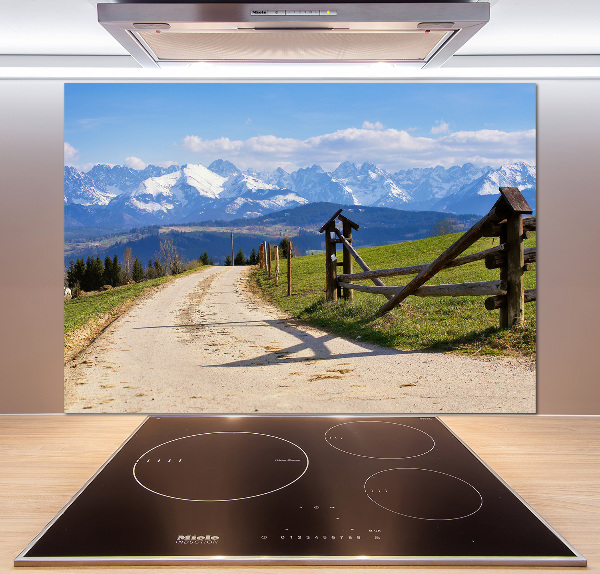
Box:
[64,83,536,414]
[65,159,536,226]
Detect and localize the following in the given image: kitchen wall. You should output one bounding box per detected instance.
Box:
[1,79,599,414]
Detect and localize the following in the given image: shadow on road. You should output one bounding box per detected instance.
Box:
[134,317,421,367]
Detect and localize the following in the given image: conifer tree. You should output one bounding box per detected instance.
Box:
[234,248,246,266]
[111,254,121,286]
[279,236,292,259]
[132,256,144,282]
[83,256,94,291]
[67,258,87,293]
[82,256,104,291]
[154,259,164,277]
[93,256,104,289]
[103,255,113,286]
[248,248,258,265]
[74,258,85,288]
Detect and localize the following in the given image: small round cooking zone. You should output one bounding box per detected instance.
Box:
[325,420,435,459]
[365,468,483,520]
[133,432,309,502]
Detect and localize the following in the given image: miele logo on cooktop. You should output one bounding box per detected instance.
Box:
[176,534,219,545]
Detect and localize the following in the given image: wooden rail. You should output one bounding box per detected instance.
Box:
[332,227,393,300]
[338,280,506,298]
[338,244,506,282]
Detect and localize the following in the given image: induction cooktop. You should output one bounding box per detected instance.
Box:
[15,415,585,567]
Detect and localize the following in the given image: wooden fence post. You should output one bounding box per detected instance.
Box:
[287,240,292,296]
[497,187,532,328]
[267,242,272,278]
[259,243,264,269]
[505,212,525,327]
[274,246,280,286]
[319,209,342,301]
[499,222,508,329]
[498,223,509,328]
[263,241,268,273]
[325,223,338,301]
[340,215,357,301]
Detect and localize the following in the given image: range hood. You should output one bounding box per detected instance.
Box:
[97,1,489,68]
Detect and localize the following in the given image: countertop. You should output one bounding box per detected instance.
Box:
[1,414,598,573]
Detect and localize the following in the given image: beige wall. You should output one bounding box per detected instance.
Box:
[1,79,599,414]
[1,81,64,413]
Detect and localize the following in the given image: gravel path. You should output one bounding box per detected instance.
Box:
[64,266,535,413]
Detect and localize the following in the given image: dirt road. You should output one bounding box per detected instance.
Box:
[64,266,535,413]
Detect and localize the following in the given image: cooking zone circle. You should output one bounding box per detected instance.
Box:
[325,420,435,459]
[133,432,309,502]
[365,468,483,520]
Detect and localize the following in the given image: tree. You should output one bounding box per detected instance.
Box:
[225,254,232,266]
[431,218,458,237]
[132,256,144,282]
[123,247,134,279]
[154,259,164,277]
[145,259,156,279]
[248,248,258,265]
[199,251,210,265]
[66,261,75,288]
[158,238,179,275]
[93,256,104,289]
[111,253,122,286]
[171,254,183,275]
[82,255,103,291]
[67,258,85,290]
[279,236,293,259]
[103,255,113,286]
[234,248,246,266]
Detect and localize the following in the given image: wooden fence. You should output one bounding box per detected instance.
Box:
[319,187,536,328]
[258,240,293,296]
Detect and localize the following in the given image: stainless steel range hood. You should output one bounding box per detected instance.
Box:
[97,1,489,68]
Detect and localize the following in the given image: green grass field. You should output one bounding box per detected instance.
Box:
[252,232,536,357]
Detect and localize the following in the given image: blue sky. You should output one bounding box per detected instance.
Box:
[65,83,536,172]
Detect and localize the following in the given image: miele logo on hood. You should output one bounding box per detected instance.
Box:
[176,534,219,544]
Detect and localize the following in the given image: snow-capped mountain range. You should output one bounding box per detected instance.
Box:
[64,159,536,227]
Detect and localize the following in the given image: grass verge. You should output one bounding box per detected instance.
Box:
[64,265,210,362]
[251,233,536,359]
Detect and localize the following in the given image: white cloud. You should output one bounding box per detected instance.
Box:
[125,156,148,170]
[157,160,178,168]
[431,120,450,135]
[362,120,384,130]
[64,142,78,164]
[180,127,536,172]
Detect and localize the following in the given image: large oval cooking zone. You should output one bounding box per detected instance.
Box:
[133,432,309,501]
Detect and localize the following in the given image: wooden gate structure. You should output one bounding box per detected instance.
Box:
[319,187,536,328]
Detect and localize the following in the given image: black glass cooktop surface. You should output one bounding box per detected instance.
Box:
[16,415,585,566]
